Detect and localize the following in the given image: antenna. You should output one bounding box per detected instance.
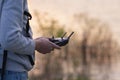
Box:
[68,32,74,39]
[61,32,67,38]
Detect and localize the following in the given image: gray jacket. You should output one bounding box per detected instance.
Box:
[0,0,35,71]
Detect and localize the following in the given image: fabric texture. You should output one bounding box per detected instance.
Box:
[0,70,28,80]
[0,0,35,71]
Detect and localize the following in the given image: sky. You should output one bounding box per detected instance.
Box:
[29,0,120,41]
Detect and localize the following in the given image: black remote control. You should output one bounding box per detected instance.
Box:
[49,32,74,46]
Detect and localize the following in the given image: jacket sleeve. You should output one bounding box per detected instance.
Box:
[0,0,35,55]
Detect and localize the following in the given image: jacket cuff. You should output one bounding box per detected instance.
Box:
[27,39,35,55]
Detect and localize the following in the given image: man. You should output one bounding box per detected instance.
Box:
[0,0,60,80]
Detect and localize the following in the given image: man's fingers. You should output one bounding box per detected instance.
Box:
[49,41,61,49]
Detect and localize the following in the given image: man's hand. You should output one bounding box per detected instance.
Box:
[34,37,61,54]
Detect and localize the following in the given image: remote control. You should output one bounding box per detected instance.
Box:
[49,32,74,46]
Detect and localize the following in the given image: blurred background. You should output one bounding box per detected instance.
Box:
[28,0,120,80]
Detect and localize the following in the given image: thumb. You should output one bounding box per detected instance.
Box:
[49,41,61,49]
